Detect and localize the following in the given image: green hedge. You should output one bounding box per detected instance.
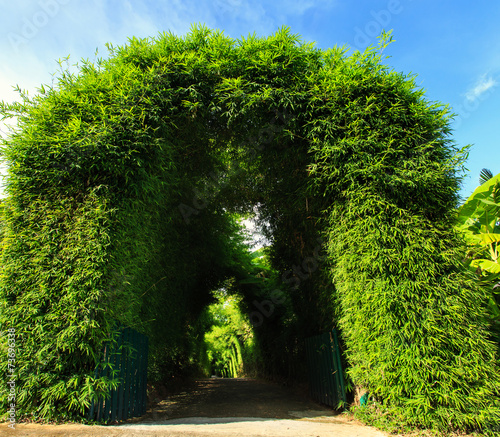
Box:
[306,43,500,431]
[0,26,498,431]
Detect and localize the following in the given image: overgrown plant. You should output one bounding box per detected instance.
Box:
[307,34,500,432]
[457,171,500,342]
[0,26,498,432]
[200,289,254,378]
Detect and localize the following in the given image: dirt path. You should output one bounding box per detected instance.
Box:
[10,377,388,436]
[145,377,336,420]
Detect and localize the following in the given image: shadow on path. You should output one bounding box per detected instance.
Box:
[140,377,336,424]
[12,379,390,436]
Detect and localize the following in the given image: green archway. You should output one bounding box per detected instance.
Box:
[1,26,499,431]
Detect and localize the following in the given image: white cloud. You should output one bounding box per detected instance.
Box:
[278,0,336,16]
[465,74,497,102]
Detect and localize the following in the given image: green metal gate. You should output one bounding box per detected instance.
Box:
[88,326,149,422]
[305,329,347,408]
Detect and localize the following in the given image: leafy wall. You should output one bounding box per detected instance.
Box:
[0,26,498,431]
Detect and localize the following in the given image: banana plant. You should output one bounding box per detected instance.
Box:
[457,171,500,337]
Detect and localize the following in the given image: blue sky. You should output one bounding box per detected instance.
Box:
[0,0,499,201]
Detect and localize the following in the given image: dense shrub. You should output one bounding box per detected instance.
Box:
[0,26,498,431]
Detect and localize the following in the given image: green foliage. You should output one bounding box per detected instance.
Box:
[457,172,500,342]
[480,168,494,186]
[237,248,305,382]
[306,34,500,432]
[201,289,255,378]
[0,25,498,432]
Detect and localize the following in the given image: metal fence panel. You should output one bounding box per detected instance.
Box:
[305,330,347,408]
[88,326,148,422]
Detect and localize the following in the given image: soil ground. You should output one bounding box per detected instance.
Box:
[7,377,388,436]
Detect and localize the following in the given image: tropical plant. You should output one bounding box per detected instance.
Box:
[457,171,500,341]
